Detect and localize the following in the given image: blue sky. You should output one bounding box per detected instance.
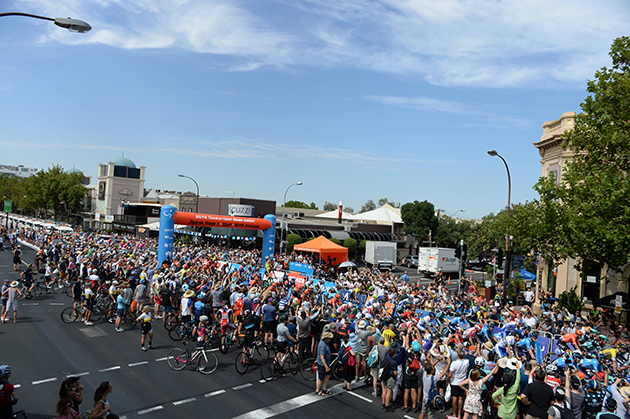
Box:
[1,0,628,219]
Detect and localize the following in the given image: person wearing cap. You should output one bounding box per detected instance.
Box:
[0,365,18,418]
[595,398,623,419]
[563,369,586,419]
[355,319,373,383]
[1,281,22,324]
[583,370,610,419]
[492,359,521,419]
[261,297,277,347]
[316,332,334,395]
[180,289,195,323]
[59,376,84,414]
[1,279,10,323]
[136,305,154,351]
[547,387,571,419]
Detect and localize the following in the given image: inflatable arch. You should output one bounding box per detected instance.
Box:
[158,205,276,266]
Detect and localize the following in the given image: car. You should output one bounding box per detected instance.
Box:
[466,258,489,271]
[401,255,418,268]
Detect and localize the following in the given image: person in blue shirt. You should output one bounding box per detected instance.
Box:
[115,289,126,332]
[316,332,334,395]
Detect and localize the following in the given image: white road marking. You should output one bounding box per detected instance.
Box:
[232,383,252,390]
[346,391,372,403]
[137,406,163,415]
[32,377,57,385]
[204,389,226,397]
[22,303,39,306]
[405,415,415,419]
[66,372,90,377]
[50,303,65,306]
[14,384,20,388]
[259,379,267,383]
[209,348,219,352]
[173,398,196,406]
[230,384,343,419]
[99,366,121,372]
[128,361,149,367]
[155,357,167,362]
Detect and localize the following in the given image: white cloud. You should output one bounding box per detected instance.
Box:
[13,0,630,87]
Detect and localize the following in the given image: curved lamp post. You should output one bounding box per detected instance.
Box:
[0,12,92,33]
[178,174,199,213]
[281,182,303,254]
[488,149,512,302]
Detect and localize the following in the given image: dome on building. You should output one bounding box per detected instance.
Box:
[67,167,83,175]
[110,156,137,168]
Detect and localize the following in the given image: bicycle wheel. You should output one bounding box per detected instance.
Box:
[167,348,188,371]
[198,350,219,375]
[332,361,345,380]
[52,281,66,294]
[235,352,251,375]
[169,325,185,341]
[122,312,137,330]
[164,313,179,331]
[260,358,278,381]
[300,357,318,381]
[61,307,78,324]
[219,335,230,354]
[65,284,74,298]
[32,285,44,300]
[287,352,300,375]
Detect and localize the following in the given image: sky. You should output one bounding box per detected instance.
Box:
[1,0,628,219]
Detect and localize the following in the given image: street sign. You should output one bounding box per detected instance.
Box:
[511,255,525,270]
[3,200,12,212]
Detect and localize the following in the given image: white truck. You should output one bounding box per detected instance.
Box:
[365,241,397,270]
[417,247,459,277]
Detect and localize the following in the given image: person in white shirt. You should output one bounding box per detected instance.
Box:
[448,349,470,419]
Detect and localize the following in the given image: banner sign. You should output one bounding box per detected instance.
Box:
[228,204,254,217]
[289,262,314,277]
[3,200,12,212]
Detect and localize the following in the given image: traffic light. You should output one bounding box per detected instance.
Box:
[462,242,468,261]
[455,244,461,259]
[497,248,504,269]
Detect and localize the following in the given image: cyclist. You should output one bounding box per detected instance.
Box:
[560,330,582,350]
[0,365,18,419]
[21,265,36,297]
[217,300,235,341]
[241,310,256,348]
[136,305,154,351]
[83,282,95,326]
[276,315,297,361]
[114,289,126,333]
[195,315,210,347]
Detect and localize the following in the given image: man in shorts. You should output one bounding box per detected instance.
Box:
[316,332,334,395]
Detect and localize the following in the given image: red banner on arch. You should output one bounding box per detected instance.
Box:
[173,212,273,230]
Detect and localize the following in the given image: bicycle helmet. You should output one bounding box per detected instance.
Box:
[530,331,539,339]
[576,330,584,337]
[412,341,421,353]
[0,365,11,378]
[606,398,618,411]
[587,380,601,391]
[545,363,557,374]
[475,357,486,367]
[243,310,251,317]
[512,331,523,339]
[199,315,209,322]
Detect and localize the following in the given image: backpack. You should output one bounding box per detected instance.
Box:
[338,345,348,364]
[427,376,445,411]
[549,403,571,419]
[367,346,379,368]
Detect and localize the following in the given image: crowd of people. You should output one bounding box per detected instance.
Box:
[2,221,630,419]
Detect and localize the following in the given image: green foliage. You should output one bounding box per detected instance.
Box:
[287,234,302,253]
[285,200,318,210]
[401,200,438,242]
[330,238,341,245]
[377,198,400,208]
[435,216,476,249]
[359,240,367,250]
[323,201,336,211]
[508,274,525,298]
[360,199,376,213]
[557,286,585,314]
[532,36,630,273]
[343,238,357,255]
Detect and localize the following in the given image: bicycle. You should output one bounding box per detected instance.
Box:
[260,346,300,381]
[167,341,219,375]
[12,410,28,418]
[300,357,319,381]
[169,320,196,341]
[60,304,103,323]
[235,339,269,375]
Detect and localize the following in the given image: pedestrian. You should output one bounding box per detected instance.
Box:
[1,281,22,323]
[492,358,521,419]
[89,382,113,419]
[115,289,125,332]
[12,245,21,271]
[131,278,146,313]
[54,398,80,419]
[316,331,333,395]
[448,349,470,418]
[520,366,554,419]
[459,364,499,419]
[58,376,84,414]
[1,279,9,323]
[136,305,154,351]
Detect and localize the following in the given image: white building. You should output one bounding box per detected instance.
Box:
[95,156,146,217]
[0,164,38,178]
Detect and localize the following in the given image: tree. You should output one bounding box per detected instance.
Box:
[435,216,476,249]
[286,233,302,253]
[343,238,358,256]
[323,201,336,211]
[345,206,354,214]
[378,198,401,208]
[330,238,341,245]
[284,200,317,210]
[535,36,630,279]
[400,200,438,242]
[360,199,376,213]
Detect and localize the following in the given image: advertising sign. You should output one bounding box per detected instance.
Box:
[228,204,254,217]
[3,200,12,212]
[289,262,314,277]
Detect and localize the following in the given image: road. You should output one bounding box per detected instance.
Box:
[0,246,458,419]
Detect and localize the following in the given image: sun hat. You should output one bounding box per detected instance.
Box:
[506,357,522,370]
[183,290,195,298]
[322,332,334,339]
[10,281,18,287]
[497,357,509,369]
[357,319,367,329]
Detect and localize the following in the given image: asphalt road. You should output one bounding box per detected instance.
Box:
[0,245,458,419]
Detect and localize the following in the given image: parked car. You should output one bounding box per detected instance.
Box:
[401,255,418,268]
[466,258,489,271]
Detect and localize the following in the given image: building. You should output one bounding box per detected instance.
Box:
[0,164,38,178]
[533,112,630,302]
[95,155,146,222]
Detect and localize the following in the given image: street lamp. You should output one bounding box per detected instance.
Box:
[281,182,303,254]
[178,174,199,213]
[488,149,512,302]
[0,12,92,33]
[449,209,465,218]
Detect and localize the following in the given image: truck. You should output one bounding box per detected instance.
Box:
[417,247,459,277]
[364,241,397,270]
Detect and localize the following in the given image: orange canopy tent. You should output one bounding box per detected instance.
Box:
[293,236,348,264]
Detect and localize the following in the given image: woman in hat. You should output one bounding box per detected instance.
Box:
[1,281,22,323]
[492,358,521,419]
